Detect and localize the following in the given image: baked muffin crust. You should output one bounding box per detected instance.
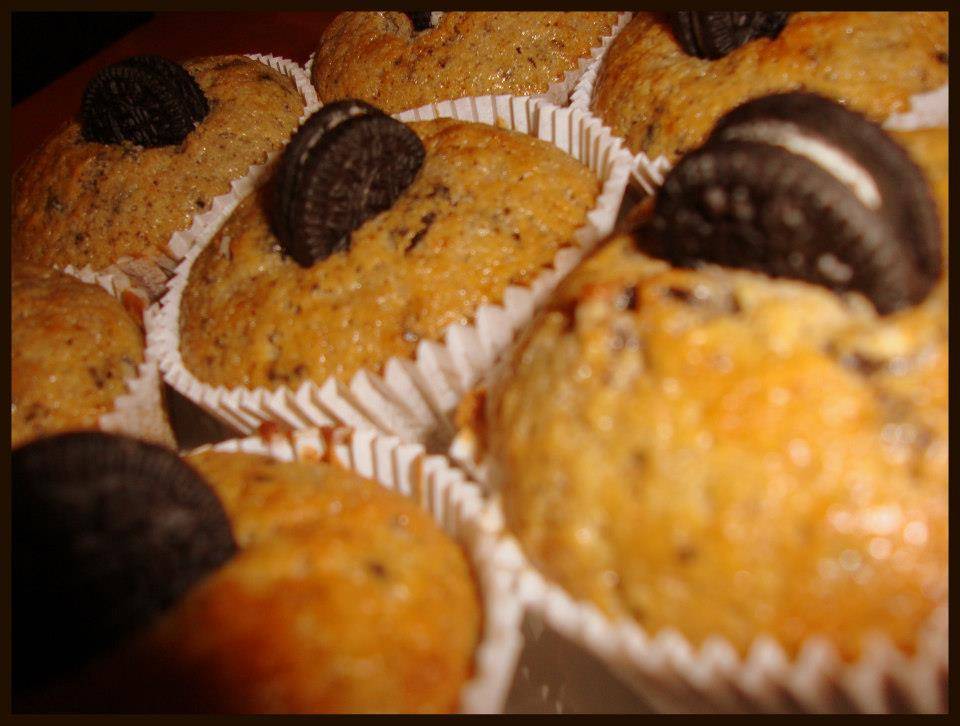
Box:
[312,11,620,113]
[11,264,146,448]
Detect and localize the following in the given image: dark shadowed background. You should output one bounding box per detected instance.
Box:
[13,12,155,105]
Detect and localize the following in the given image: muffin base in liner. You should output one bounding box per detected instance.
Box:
[56,265,175,449]
[189,426,526,714]
[457,489,948,714]
[52,54,319,302]
[305,12,632,109]
[148,93,633,449]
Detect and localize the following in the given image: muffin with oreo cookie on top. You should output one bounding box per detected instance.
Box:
[473,93,947,690]
[13,431,482,714]
[591,11,947,163]
[12,54,307,298]
[159,98,613,439]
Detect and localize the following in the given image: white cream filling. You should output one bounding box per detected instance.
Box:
[299,102,372,164]
[720,120,882,210]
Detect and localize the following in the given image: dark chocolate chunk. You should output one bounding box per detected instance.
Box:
[81,55,209,147]
[669,12,790,59]
[640,92,942,314]
[12,432,236,694]
[271,101,426,267]
[405,11,434,32]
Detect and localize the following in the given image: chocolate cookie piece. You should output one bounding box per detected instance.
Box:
[81,55,209,147]
[643,92,942,314]
[405,11,433,32]
[270,99,383,251]
[669,12,790,59]
[12,432,236,695]
[271,101,426,267]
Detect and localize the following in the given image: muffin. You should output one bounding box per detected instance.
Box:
[12,54,306,296]
[11,263,173,449]
[18,442,483,713]
[178,114,601,390]
[478,98,947,668]
[312,11,621,113]
[591,12,948,162]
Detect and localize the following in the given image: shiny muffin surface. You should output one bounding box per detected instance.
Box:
[11,264,146,448]
[483,128,948,660]
[312,11,620,113]
[12,56,305,277]
[593,12,947,162]
[179,117,600,389]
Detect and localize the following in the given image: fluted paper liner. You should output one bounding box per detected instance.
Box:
[305,12,632,108]
[57,265,175,448]
[58,54,319,302]
[148,94,633,447]
[188,426,526,714]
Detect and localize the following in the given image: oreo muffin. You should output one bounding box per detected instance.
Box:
[16,440,480,714]
[480,95,947,662]
[592,11,948,162]
[312,11,620,113]
[177,104,600,390]
[12,55,305,296]
[11,263,172,449]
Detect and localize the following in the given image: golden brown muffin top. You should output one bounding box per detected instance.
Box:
[65,450,481,714]
[11,264,145,449]
[179,117,600,389]
[12,55,305,275]
[593,12,947,162]
[312,11,620,114]
[483,127,948,661]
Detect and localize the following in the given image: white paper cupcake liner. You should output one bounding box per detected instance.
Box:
[58,264,175,449]
[188,426,526,714]
[148,93,633,448]
[304,12,632,109]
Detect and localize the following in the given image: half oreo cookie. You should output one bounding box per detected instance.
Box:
[81,55,209,147]
[12,432,237,695]
[642,92,942,314]
[405,11,434,32]
[270,100,426,267]
[669,12,790,59]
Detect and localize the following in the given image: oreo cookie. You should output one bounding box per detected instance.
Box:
[270,100,426,267]
[81,55,209,147]
[642,92,942,314]
[12,432,236,695]
[669,12,790,59]
[405,11,434,32]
